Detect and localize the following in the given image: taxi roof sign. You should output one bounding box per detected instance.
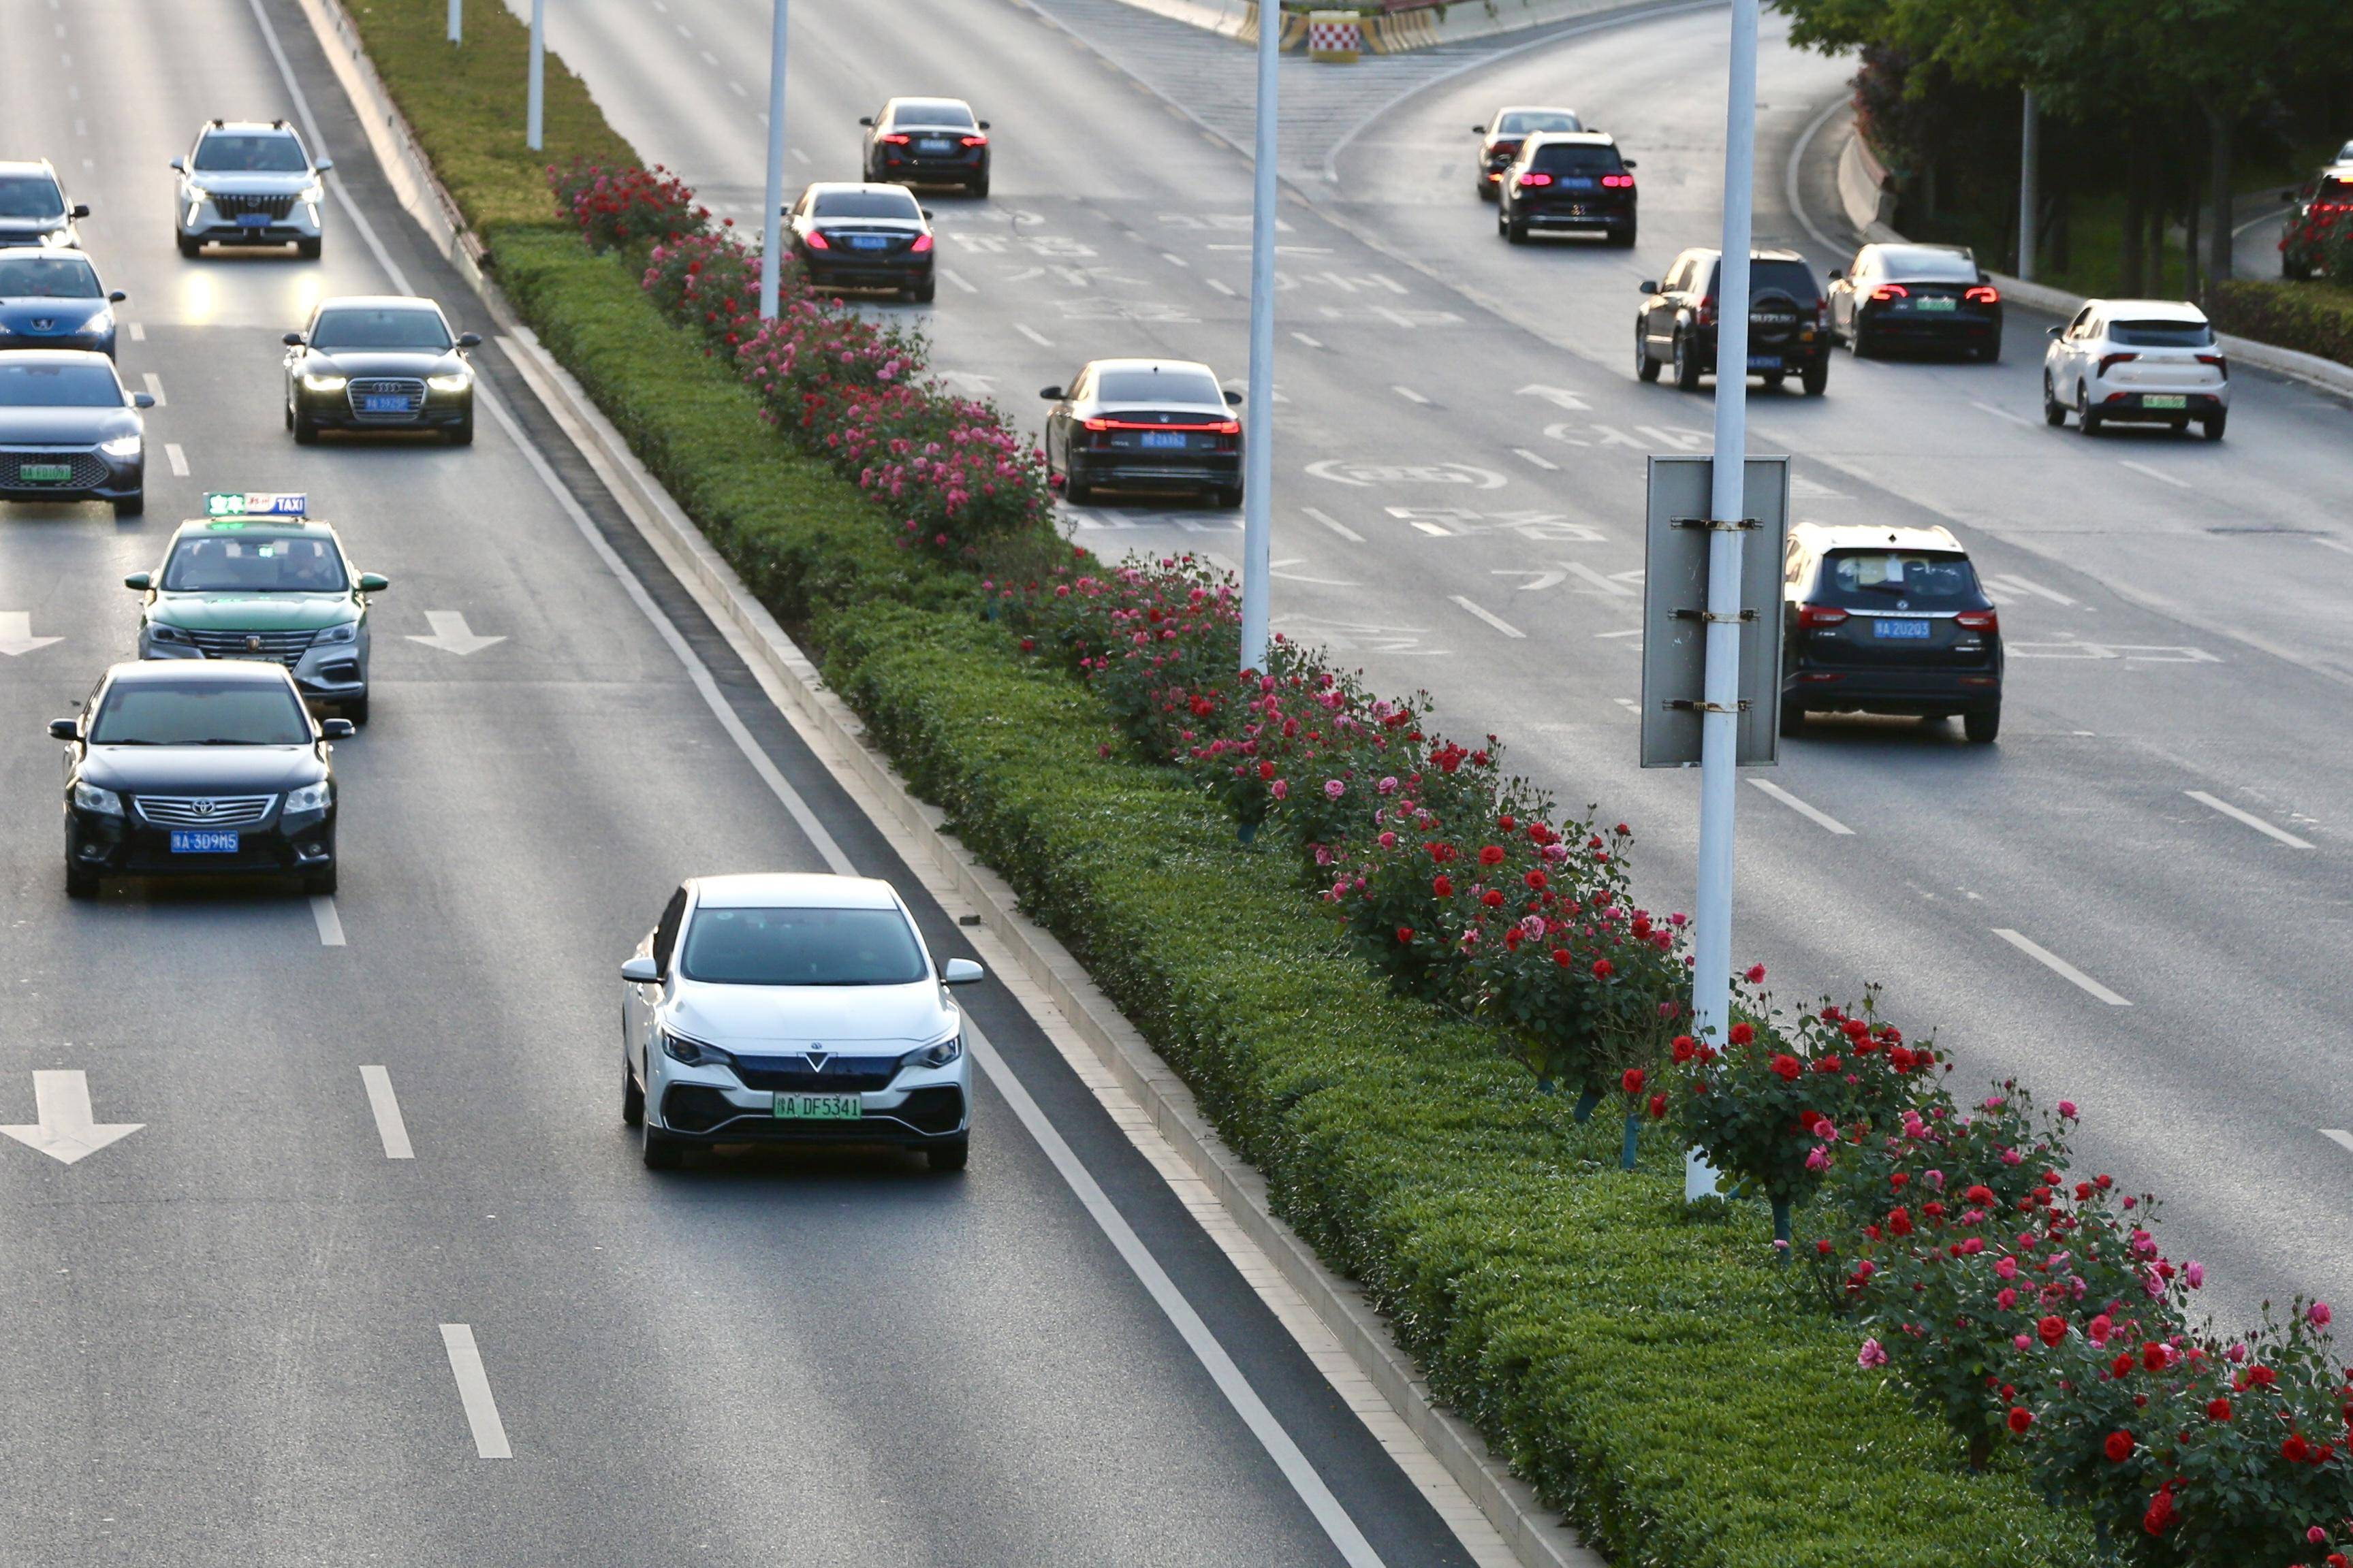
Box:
[204,492,307,518]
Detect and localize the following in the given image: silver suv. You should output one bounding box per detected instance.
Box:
[172,121,330,259]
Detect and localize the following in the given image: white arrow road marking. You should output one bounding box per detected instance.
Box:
[439,1325,512,1458]
[1515,383,1591,411]
[1991,929,2132,1006]
[360,1066,413,1159]
[0,1070,143,1164]
[407,611,505,656]
[0,612,61,656]
[939,269,976,294]
[2322,1130,2353,1156]
[1450,596,1525,639]
[1491,569,1566,592]
[1013,323,1054,347]
[1562,562,1638,597]
[1748,778,1855,835]
[2185,790,2314,848]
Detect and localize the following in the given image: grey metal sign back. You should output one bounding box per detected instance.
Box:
[1639,455,1788,768]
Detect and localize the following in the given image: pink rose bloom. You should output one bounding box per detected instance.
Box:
[1857,1339,1888,1369]
[1323,779,1346,799]
[2183,1261,2204,1289]
[2000,1148,2024,1166]
[1377,831,1398,850]
[2058,1100,2079,1119]
[2311,1301,2333,1328]
[2087,1315,2113,1345]
[1996,1287,2019,1310]
[1995,1257,2019,1280]
[1805,1147,1829,1172]
[1378,776,1399,795]
[2226,1342,2248,1364]
[1269,780,1289,801]
[1924,1170,1945,1191]
[2013,1333,2033,1351]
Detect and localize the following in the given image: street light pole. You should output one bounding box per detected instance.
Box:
[2018,89,2039,282]
[757,0,790,320]
[526,0,546,153]
[447,0,461,44]
[1237,0,1279,676]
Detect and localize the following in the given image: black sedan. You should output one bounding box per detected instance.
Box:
[1780,522,2003,743]
[1828,242,2002,361]
[0,252,126,359]
[283,295,479,445]
[1497,132,1637,246]
[1039,358,1243,508]
[53,660,353,898]
[861,97,990,197]
[789,183,934,302]
[0,351,151,517]
[1472,105,1583,199]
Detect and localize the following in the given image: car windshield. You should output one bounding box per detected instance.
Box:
[0,361,122,406]
[891,100,975,129]
[1876,245,1978,282]
[1093,367,1225,405]
[0,255,101,298]
[1530,142,1623,174]
[88,681,311,746]
[1820,551,1983,609]
[162,534,347,592]
[812,189,923,219]
[679,906,929,986]
[1497,110,1581,135]
[309,308,451,351]
[1711,259,1822,303]
[0,174,65,220]
[193,134,310,172]
[2109,319,2214,348]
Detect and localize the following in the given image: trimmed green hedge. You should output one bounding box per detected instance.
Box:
[2209,279,2353,370]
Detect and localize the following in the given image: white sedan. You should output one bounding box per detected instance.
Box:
[2042,298,2228,440]
[620,873,981,1171]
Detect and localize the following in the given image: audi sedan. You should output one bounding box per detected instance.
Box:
[283,295,479,444]
[52,660,351,899]
[620,874,983,1171]
[1828,242,2002,361]
[0,251,126,359]
[860,97,990,196]
[1472,105,1582,199]
[0,351,152,516]
[788,183,935,302]
[1039,358,1244,507]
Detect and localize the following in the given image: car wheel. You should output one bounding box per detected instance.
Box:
[1978,336,2002,364]
[1064,474,1092,506]
[343,696,369,728]
[302,864,338,897]
[1763,371,1787,391]
[1963,702,2002,744]
[296,237,322,261]
[2042,375,2066,426]
[926,1138,970,1173]
[176,234,200,259]
[112,491,143,519]
[622,1064,644,1128]
[642,1118,684,1170]
[1778,702,1805,738]
[2204,411,2227,441]
[65,862,98,900]
[1476,178,1495,200]
[1635,322,1660,383]
[970,176,990,199]
[293,411,320,445]
[2076,383,2101,436]
[1850,324,1874,359]
[1506,218,1528,245]
[1800,356,1829,396]
[1611,222,1637,249]
[1671,332,1702,391]
[1212,483,1244,510]
[912,277,936,304]
[2166,416,2190,434]
[1496,208,1509,237]
[445,417,474,447]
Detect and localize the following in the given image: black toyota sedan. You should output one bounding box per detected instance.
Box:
[283,295,479,445]
[1498,131,1637,246]
[1780,523,2003,743]
[0,252,125,358]
[53,660,353,898]
[1637,248,1829,395]
[789,183,935,302]
[1828,242,2003,362]
[1472,105,1582,199]
[0,351,151,517]
[861,97,990,197]
[1039,359,1244,508]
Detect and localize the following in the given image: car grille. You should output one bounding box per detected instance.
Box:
[185,628,315,666]
[346,378,425,420]
[2,446,106,487]
[729,1054,903,1093]
[214,193,297,221]
[133,795,276,828]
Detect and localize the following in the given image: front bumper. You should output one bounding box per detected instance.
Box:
[0,445,141,502]
[294,382,472,432]
[648,1053,971,1148]
[0,329,115,357]
[178,193,324,246]
[68,802,334,878]
[139,631,368,703]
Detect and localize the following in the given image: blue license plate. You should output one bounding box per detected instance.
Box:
[170,830,240,854]
[237,213,272,227]
[360,396,409,413]
[1873,619,1931,639]
[918,138,952,154]
[1561,176,1595,190]
[1139,431,1188,449]
[1747,354,1780,370]
[847,234,890,251]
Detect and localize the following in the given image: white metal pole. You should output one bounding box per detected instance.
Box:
[2017,89,2039,282]
[757,0,790,319]
[1237,0,1279,675]
[447,0,460,45]
[1687,0,1758,1200]
[526,0,546,153]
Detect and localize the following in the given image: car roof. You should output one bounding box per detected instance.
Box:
[315,294,443,312]
[102,658,296,686]
[0,348,119,368]
[691,873,904,911]
[1492,104,1581,118]
[0,160,60,178]
[169,517,338,539]
[1790,522,1966,554]
[200,121,301,135]
[804,182,921,196]
[1084,357,1218,376]
[2082,298,2208,321]
[1521,131,1616,148]
[885,97,973,112]
[1679,246,1810,263]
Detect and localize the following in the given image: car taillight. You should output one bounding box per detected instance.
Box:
[805,231,830,250]
[1797,604,1848,628]
[878,133,911,145]
[960,135,988,147]
[2197,353,2227,376]
[1965,285,2000,304]
[910,233,933,253]
[1081,417,1111,432]
[1216,419,1241,435]
[1517,171,1553,187]
[1600,173,1635,189]
[1955,609,1998,632]
[1870,284,1909,301]
[1696,295,1716,326]
[2096,351,2138,377]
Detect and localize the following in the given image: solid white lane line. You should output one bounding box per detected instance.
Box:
[1971,400,2036,429]
[310,895,345,946]
[2185,790,2314,848]
[1594,628,1642,639]
[2119,460,2190,490]
[244,0,414,295]
[965,1026,1386,1568]
[1160,251,1188,268]
[1748,778,1854,835]
[128,322,145,342]
[1291,331,1323,348]
[438,1325,512,1458]
[1451,596,1524,639]
[1205,278,1235,296]
[1015,323,1053,347]
[1390,385,1429,405]
[141,373,165,406]
[1301,506,1362,543]
[359,1066,413,1159]
[940,268,975,294]
[1510,447,1558,470]
[2322,1130,2353,1156]
[164,443,189,477]
[791,147,810,165]
[1991,928,2132,1006]
[699,49,718,65]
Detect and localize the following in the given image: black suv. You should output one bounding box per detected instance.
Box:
[1780,523,2004,743]
[1637,248,1829,394]
[1497,133,1636,246]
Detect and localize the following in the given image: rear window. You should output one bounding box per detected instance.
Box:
[0,255,100,298]
[679,906,928,986]
[1818,550,1983,610]
[89,680,311,746]
[2109,319,2214,348]
[163,534,347,592]
[1710,259,1822,303]
[192,133,309,173]
[811,188,922,219]
[1530,142,1623,175]
[0,174,65,220]
[890,100,975,129]
[0,361,122,406]
[1092,367,1226,406]
[1874,245,1978,283]
[1496,110,1581,135]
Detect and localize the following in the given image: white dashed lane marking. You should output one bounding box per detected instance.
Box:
[310,895,345,946]
[2184,790,2313,848]
[1991,928,2132,1006]
[141,373,165,406]
[1450,596,1524,639]
[164,443,189,477]
[1748,778,1854,835]
[438,1325,512,1458]
[359,1066,413,1159]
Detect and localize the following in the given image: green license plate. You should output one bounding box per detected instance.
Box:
[1913,298,1957,311]
[773,1093,861,1120]
[17,463,72,483]
[2142,394,2187,410]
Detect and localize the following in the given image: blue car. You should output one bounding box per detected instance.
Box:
[0,251,125,359]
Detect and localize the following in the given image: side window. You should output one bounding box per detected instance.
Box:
[2067,307,2095,341]
[652,886,689,975]
[1783,544,1806,586]
[1664,257,1690,293]
[1069,366,1092,399]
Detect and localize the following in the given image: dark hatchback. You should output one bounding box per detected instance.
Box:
[861,97,990,197]
[0,252,126,358]
[53,660,353,899]
[0,351,151,516]
[1638,247,1829,395]
[1498,132,1637,246]
[1472,105,1582,199]
[1040,358,1244,507]
[1828,242,2003,362]
[283,295,479,445]
[1780,524,2004,743]
[789,183,935,302]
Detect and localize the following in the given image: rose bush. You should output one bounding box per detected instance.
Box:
[550,159,702,253]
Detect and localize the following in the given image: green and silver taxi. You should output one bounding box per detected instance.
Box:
[127,493,388,725]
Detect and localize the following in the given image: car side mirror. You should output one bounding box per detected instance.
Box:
[1978,270,1992,283]
[71,204,89,220]
[859,116,874,127]
[123,571,151,591]
[356,572,390,593]
[1621,158,1637,168]
[2044,325,2062,338]
[920,208,933,221]
[108,290,127,303]
[1638,279,1659,293]
[283,332,305,347]
[48,718,78,742]
[621,955,660,984]
[977,121,990,130]
[1038,385,1064,400]
[1472,125,1485,134]
[320,718,356,739]
[315,158,334,173]
[132,393,155,409]
[1827,268,1844,282]
[942,957,985,986]
[169,157,185,172]
[1223,389,1244,406]
[456,331,481,348]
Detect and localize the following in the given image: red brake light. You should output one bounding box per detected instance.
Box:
[1081,417,1110,432]
[1216,419,1241,435]
[2096,351,2138,377]
[1870,284,1910,301]
[2197,353,2228,376]
[878,133,911,145]
[804,230,830,251]
[910,232,934,253]
[960,135,988,147]
[1965,285,2000,304]
[1600,173,1635,189]
[1696,295,1717,327]
[1079,417,1237,434]
[1517,171,1554,187]
[1955,609,1999,633]
[1797,604,1848,628]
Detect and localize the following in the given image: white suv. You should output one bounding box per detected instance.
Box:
[620,874,982,1171]
[2042,298,2228,441]
[172,121,330,259]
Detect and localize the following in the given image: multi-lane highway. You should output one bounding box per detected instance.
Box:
[0,1,1494,1562]
[520,0,2353,1333]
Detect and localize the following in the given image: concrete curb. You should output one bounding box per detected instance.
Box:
[1109,0,1656,51]
[289,1,1600,1563]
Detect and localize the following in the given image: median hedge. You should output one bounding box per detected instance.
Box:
[2208,279,2353,371]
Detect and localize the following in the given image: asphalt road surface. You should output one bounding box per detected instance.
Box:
[0,1,1484,1563]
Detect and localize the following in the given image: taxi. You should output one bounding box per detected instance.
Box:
[125,493,388,725]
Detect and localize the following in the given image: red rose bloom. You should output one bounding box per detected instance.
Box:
[2142,1343,2168,1373]
[1432,876,1454,897]
[2104,1430,2134,1462]
[1550,948,1572,967]
[2111,1353,2134,1379]
[1729,1023,1756,1045]
[2038,1315,2067,1347]
[1478,845,1506,866]
[2141,1485,2175,1536]
[1887,1207,1914,1237]
[1395,926,1415,944]
[1621,1068,1646,1095]
[2007,1407,2033,1434]
[1965,1185,1997,1206]
[2206,1398,2232,1422]
[1648,1092,1668,1121]
[1591,958,1614,978]
[1671,1035,1697,1064]
[2284,1434,2313,1463]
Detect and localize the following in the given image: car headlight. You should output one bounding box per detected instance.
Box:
[82,308,113,334]
[660,1028,736,1070]
[285,781,332,814]
[72,781,123,816]
[899,1031,964,1072]
[302,372,348,392]
[426,372,472,393]
[299,182,325,205]
[99,432,142,458]
[315,621,358,645]
[146,621,193,645]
